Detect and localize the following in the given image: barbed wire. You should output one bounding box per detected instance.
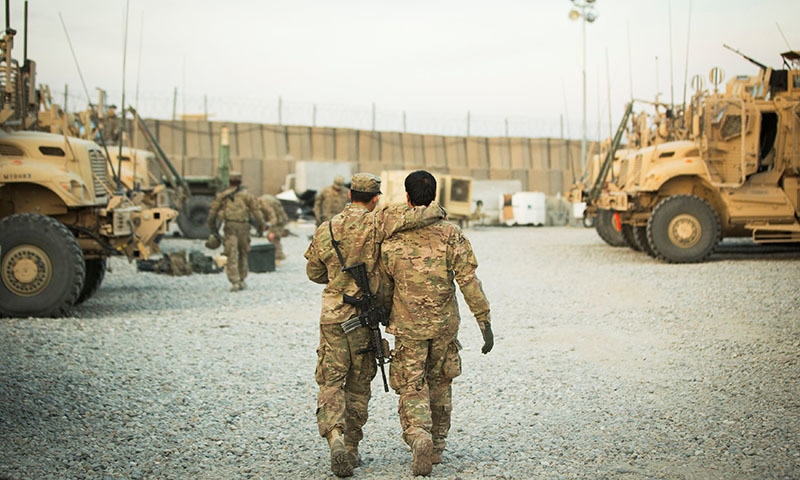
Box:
[53,87,612,139]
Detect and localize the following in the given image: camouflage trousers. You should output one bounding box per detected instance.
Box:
[315,323,377,446]
[222,221,252,285]
[389,335,462,452]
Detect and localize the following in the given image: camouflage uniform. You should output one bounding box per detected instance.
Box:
[258,194,289,261]
[314,176,349,226]
[304,173,445,476]
[207,185,265,291]
[381,219,491,463]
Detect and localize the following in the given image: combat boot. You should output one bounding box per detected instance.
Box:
[411,433,433,476]
[345,443,360,469]
[430,449,443,465]
[325,429,352,477]
[229,282,240,292]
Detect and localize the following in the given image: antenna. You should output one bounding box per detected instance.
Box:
[627,20,633,100]
[682,0,693,109]
[117,0,130,193]
[59,11,119,186]
[668,0,675,112]
[776,22,792,50]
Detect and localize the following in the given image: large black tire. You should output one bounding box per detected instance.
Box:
[177,195,214,239]
[0,214,85,318]
[647,195,721,263]
[595,209,627,247]
[621,223,641,251]
[634,225,657,258]
[76,258,107,305]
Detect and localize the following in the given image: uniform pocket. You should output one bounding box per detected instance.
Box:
[441,339,462,380]
[315,344,328,385]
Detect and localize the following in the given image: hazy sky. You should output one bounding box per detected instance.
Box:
[8,0,800,137]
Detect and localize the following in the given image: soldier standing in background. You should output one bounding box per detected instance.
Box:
[304,173,445,478]
[258,193,289,261]
[207,176,265,291]
[102,104,121,144]
[314,175,349,226]
[380,170,493,476]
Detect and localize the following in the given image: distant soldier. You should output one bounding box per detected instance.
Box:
[258,194,289,261]
[207,175,265,291]
[314,175,349,226]
[102,104,121,144]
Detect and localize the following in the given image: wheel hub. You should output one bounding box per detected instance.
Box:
[1,245,52,296]
[668,214,701,248]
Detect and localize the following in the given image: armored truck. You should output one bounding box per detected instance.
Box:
[610,51,800,263]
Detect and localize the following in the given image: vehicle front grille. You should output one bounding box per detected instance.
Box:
[89,148,109,200]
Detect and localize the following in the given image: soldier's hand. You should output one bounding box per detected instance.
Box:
[480,322,493,354]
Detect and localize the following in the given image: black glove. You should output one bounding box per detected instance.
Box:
[480,323,493,354]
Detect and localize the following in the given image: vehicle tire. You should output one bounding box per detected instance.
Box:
[634,225,657,258]
[177,195,214,239]
[595,209,626,247]
[0,214,85,318]
[647,194,721,263]
[621,223,641,251]
[76,257,107,304]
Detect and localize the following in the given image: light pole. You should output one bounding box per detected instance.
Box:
[568,0,598,172]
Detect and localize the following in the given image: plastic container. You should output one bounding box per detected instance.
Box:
[248,243,276,272]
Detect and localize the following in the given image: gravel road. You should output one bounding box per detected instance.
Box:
[1,223,799,480]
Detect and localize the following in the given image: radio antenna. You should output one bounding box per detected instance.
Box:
[58,11,119,187]
[117,0,130,190]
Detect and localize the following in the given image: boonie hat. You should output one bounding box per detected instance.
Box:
[333,175,345,187]
[350,173,381,194]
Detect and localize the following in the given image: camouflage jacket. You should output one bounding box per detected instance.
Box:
[381,219,490,340]
[258,194,288,228]
[304,201,445,325]
[313,185,349,224]
[207,186,265,230]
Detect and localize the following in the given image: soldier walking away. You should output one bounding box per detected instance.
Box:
[380,170,493,476]
[304,173,445,477]
[258,193,289,262]
[314,175,349,226]
[207,175,265,291]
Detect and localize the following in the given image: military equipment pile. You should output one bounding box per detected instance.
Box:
[1,224,798,479]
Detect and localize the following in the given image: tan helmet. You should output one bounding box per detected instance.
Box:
[205,233,221,249]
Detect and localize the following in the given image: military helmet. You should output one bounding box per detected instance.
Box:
[205,233,221,249]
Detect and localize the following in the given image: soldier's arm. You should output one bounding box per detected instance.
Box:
[377,255,395,314]
[262,203,277,226]
[450,228,490,325]
[207,197,221,231]
[304,228,329,284]
[313,190,324,220]
[374,201,446,242]
[247,196,266,231]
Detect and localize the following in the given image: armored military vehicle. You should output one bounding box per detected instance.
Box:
[609,49,800,263]
[0,7,176,317]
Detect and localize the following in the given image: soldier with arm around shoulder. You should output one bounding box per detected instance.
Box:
[304,172,445,477]
[380,169,493,476]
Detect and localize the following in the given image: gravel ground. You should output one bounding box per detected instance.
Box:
[1,223,799,480]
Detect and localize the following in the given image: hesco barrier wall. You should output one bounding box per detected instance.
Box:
[133,119,589,197]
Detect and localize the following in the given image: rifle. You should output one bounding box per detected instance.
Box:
[340,262,391,392]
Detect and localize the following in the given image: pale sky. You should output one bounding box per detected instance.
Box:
[8,0,800,137]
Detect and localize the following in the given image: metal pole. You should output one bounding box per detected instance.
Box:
[581,15,587,172]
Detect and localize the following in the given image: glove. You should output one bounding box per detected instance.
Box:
[480,322,493,354]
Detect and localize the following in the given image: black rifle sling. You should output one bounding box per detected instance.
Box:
[328,220,347,270]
